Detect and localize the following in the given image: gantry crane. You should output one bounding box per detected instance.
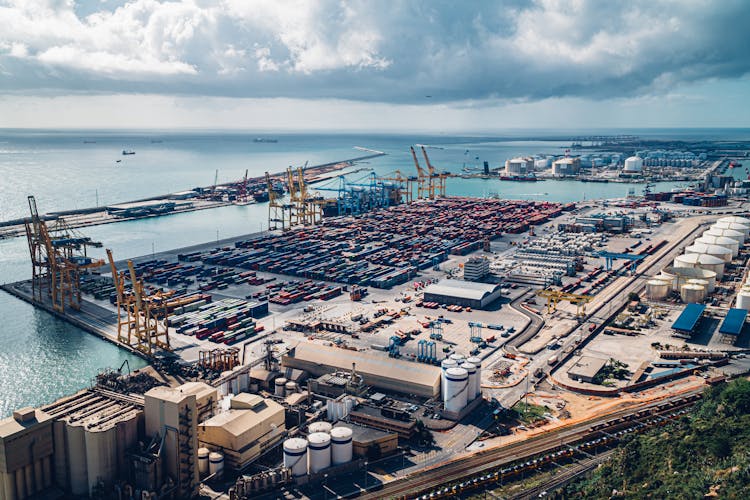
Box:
[25,196,104,313]
[421,146,449,198]
[536,289,592,318]
[267,171,291,231]
[378,170,416,204]
[409,146,431,200]
[106,248,170,355]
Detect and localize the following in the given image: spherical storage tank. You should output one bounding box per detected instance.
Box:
[696,235,739,257]
[673,253,725,279]
[443,367,469,414]
[309,421,333,434]
[466,356,483,399]
[684,243,732,263]
[660,267,717,292]
[623,156,644,173]
[646,279,670,300]
[680,284,706,304]
[283,438,308,477]
[308,432,332,473]
[705,226,745,244]
[330,427,353,465]
[460,363,478,402]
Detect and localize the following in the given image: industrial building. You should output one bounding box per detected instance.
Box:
[551,157,581,176]
[422,279,503,309]
[567,356,609,383]
[0,408,54,500]
[337,423,398,458]
[463,257,490,281]
[671,303,706,337]
[718,308,747,344]
[198,394,285,470]
[282,343,441,398]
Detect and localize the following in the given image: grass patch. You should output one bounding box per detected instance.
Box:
[511,401,548,425]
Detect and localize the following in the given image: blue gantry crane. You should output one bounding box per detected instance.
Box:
[597,251,645,272]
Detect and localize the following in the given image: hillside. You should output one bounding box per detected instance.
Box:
[560,379,750,499]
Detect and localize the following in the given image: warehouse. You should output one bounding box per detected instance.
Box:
[671,303,706,338]
[422,279,503,309]
[282,343,441,398]
[718,308,747,344]
[567,356,608,383]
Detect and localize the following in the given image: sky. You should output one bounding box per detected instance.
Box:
[0,0,749,131]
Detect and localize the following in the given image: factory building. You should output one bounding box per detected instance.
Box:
[337,423,398,458]
[463,257,490,281]
[282,343,441,398]
[504,157,533,176]
[0,408,54,500]
[551,157,581,176]
[144,382,217,498]
[422,279,503,309]
[198,394,285,470]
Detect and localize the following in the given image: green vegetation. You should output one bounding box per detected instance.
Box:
[510,401,548,425]
[560,379,750,499]
[592,358,630,385]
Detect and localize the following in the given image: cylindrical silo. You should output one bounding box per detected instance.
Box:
[684,243,732,263]
[646,279,670,300]
[309,421,333,434]
[307,432,332,474]
[660,266,717,292]
[450,353,465,364]
[443,367,469,414]
[696,235,739,257]
[274,378,287,397]
[680,284,705,303]
[441,358,458,400]
[283,438,308,477]
[736,290,750,310]
[330,427,353,465]
[687,278,710,291]
[714,221,750,237]
[198,447,210,476]
[285,381,298,394]
[466,356,482,399]
[718,215,750,225]
[460,362,477,402]
[705,227,745,244]
[208,452,224,477]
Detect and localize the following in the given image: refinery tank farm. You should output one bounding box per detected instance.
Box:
[3,136,750,500]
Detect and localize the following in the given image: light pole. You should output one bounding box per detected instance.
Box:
[324,473,328,500]
[364,461,368,490]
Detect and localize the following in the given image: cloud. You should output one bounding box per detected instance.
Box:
[0,0,748,104]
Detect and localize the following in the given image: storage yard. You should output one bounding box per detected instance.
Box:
[3,148,750,500]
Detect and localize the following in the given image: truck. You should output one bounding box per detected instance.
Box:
[547,355,558,366]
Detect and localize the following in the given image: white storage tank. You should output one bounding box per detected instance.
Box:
[450,353,465,364]
[285,381,298,394]
[308,432,332,474]
[714,221,750,237]
[660,266,717,292]
[283,438,308,477]
[209,452,224,477]
[646,279,670,300]
[684,243,732,263]
[687,278,710,290]
[330,427,353,465]
[705,226,745,244]
[680,284,705,304]
[466,356,482,399]
[309,421,333,434]
[696,234,739,257]
[441,358,458,400]
[623,156,644,173]
[443,367,469,414]
[460,362,477,402]
[736,290,750,310]
[718,215,750,225]
[198,447,210,476]
[673,253,725,279]
[274,378,287,397]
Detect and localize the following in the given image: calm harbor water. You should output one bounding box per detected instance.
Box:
[0,129,746,416]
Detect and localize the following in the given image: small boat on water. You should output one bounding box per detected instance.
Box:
[122,150,136,155]
[253,138,278,143]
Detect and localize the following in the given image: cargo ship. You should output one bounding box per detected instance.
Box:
[499,174,539,182]
[253,138,278,143]
[122,150,136,155]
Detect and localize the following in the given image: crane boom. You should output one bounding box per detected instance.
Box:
[410,146,429,200]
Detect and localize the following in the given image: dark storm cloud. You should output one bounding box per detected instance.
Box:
[0,0,748,103]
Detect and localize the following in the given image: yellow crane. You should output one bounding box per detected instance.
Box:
[421,146,448,198]
[266,171,289,231]
[536,289,592,318]
[410,146,431,200]
[379,169,415,204]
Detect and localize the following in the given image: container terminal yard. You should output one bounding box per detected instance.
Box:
[3,143,750,500]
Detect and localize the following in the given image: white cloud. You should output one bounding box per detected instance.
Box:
[0,0,747,104]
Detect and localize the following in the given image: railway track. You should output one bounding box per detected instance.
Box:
[360,390,702,499]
